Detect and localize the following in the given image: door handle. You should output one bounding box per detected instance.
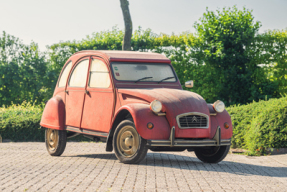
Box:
[65,90,68,94]
[85,90,89,94]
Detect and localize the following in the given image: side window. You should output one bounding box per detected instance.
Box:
[69,59,89,87]
[89,59,111,88]
[58,61,72,87]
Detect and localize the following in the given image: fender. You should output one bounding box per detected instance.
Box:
[112,104,170,140]
[208,104,233,139]
[40,95,65,130]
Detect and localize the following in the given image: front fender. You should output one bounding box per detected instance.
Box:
[208,104,233,140]
[114,104,170,140]
[40,95,65,130]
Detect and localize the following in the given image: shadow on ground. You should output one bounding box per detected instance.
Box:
[66,152,287,178]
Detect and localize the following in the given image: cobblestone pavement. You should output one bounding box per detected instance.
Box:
[0,142,287,192]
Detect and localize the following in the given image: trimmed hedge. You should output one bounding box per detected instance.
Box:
[227,96,287,155]
[0,102,90,142]
[0,102,44,142]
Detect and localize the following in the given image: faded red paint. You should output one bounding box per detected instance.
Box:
[117,88,211,138]
[212,110,233,139]
[40,50,233,145]
[112,104,170,140]
[40,95,65,130]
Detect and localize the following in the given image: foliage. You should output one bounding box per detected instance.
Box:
[0,102,44,141]
[0,102,90,142]
[48,26,191,69]
[227,96,287,155]
[48,26,124,73]
[159,42,223,103]
[194,6,277,105]
[250,29,287,96]
[0,32,52,106]
[45,8,287,106]
[1,7,287,108]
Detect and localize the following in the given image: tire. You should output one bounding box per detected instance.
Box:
[45,128,67,156]
[194,145,230,163]
[113,120,148,164]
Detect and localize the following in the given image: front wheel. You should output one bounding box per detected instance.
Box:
[113,120,148,164]
[194,145,230,163]
[45,129,67,156]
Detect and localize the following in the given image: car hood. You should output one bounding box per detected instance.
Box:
[118,88,210,127]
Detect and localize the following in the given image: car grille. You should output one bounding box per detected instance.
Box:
[177,113,209,128]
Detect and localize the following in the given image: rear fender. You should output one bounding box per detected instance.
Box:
[40,95,65,130]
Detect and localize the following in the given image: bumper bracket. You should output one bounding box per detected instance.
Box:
[147,126,230,147]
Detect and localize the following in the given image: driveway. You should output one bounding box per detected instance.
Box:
[0,142,286,192]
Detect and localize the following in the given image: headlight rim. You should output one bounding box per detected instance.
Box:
[150,100,162,113]
[213,100,225,113]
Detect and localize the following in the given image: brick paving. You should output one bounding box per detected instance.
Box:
[0,142,286,192]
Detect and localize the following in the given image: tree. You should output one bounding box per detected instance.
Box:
[120,0,132,50]
[194,6,262,105]
[251,30,287,96]
[0,31,49,106]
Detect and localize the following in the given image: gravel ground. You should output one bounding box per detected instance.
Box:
[0,142,286,192]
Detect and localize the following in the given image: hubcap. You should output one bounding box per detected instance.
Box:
[117,126,140,157]
[46,129,59,151]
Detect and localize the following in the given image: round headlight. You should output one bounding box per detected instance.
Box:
[213,100,225,113]
[150,100,162,113]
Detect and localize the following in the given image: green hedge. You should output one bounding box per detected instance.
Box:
[0,102,44,141]
[0,102,90,142]
[0,102,91,142]
[227,96,287,155]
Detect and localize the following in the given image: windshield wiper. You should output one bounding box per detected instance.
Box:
[135,77,153,83]
[158,76,175,84]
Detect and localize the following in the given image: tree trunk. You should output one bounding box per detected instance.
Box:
[120,0,132,50]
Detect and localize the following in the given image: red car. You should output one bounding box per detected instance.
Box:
[40,50,232,164]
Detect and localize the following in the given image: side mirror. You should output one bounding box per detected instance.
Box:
[185,80,194,88]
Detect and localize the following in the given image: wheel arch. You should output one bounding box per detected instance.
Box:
[106,104,170,151]
[106,108,133,152]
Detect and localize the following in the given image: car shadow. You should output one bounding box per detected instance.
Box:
[66,152,287,178]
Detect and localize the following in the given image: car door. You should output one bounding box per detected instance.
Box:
[65,57,90,128]
[81,57,114,133]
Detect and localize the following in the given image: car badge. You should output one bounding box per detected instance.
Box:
[192,116,197,122]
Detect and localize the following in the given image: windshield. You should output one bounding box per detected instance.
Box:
[111,63,176,82]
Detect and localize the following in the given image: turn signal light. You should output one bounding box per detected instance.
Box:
[224,122,229,129]
[147,122,154,129]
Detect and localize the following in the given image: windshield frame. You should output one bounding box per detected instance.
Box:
[110,62,178,83]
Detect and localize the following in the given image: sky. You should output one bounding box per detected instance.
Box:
[1,0,286,51]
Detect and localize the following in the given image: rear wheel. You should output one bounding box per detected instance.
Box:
[194,145,230,163]
[113,120,148,164]
[45,129,67,156]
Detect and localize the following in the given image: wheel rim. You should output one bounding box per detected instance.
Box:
[46,129,59,151]
[116,125,140,157]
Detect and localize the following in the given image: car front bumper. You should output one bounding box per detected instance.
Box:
[146,126,231,147]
